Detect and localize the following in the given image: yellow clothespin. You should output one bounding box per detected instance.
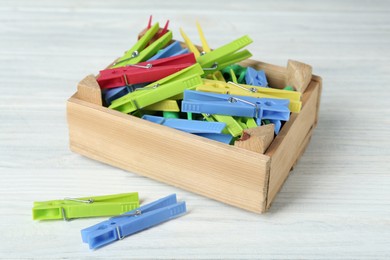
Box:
[143,100,180,112]
[197,79,302,113]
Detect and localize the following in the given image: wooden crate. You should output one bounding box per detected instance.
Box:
[67,56,322,213]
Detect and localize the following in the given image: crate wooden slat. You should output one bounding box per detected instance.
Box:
[67,58,322,213]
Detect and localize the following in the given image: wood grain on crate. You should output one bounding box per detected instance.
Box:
[67,97,271,213]
[265,78,322,208]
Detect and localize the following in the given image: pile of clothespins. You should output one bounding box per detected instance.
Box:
[97,17,302,151]
[33,193,186,249]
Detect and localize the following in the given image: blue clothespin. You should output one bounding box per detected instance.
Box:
[245,67,268,87]
[81,194,186,250]
[181,90,290,125]
[103,83,149,105]
[148,41,189,61]
[270,119,282,134]
[262,119,282,134]
[142,115,226,134]
[103,86,131,106]
[195,133,233,144]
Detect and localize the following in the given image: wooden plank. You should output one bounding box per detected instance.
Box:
[265,79,320,207]
[67,96,271,213]
[287,60,312,93]
[234,124,275,154]
[311,74,323,126]
[267,126,314,209]
[76,74,102,106]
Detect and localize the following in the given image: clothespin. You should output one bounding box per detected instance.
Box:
[180,23,253,73]
[182,90,290,125]
[245,67,268,87]
[109,63,204,114]
[179,21,211,58]
[234,124,275,153]
[197,79,302,113]
[206,71,226,82]
[103,86,131,106]
[221,65,247,84]
[148,41,189,61]
[142,115,226,134]
[156,19,170,39]
[147,15,153,29]
[284,86,294,91]
[81,194,186,249]
[112,22,172,68]
[103,83,149,105]
[33,193,139,221]
[236,117,258,128]
[98,53,196,90]
[142,16,170,44]
[270,119,282,135]
[262,119,282,134]
[197,35,253,74]
[163,111,180,119]
[203,114,244,137]
[142,100,180,112]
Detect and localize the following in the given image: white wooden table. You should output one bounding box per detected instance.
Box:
[1,0,389,258]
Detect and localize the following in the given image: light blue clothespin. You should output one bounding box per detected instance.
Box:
[103,86,131,106]
[262,119,282,134]
[81,194,186,250]
[195,133,233,144]
[103,83,149,105]
[181,90,290,125]
[148,41,189,61]
[245,67,268,87]
[270,119,282,134]
[142,115,226,134]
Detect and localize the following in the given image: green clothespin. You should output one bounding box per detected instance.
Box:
[112,23,172,68]
[230,68,238,83]
[187,112,193,120]
[236,117,258,129]
[237,67,247,84]
[203,114,243,137]
[284,86,295,91]
[33,193,139,221]
[180,23,253,74]
[163,111,180,119]
[222,65,247,83]
[262,119,271,125]
[197,35,253,74]
[208,49,252,74]
[109,63,204,114]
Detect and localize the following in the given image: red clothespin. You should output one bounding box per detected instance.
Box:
[140,16,170,44]
[147,15,153,29]
[157,20,170,38]
[97,53,196,89]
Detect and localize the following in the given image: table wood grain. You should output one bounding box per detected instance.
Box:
[1,0,389,259]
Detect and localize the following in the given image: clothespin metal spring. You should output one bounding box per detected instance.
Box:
[228,81,257,93]
[203,62,218,71]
